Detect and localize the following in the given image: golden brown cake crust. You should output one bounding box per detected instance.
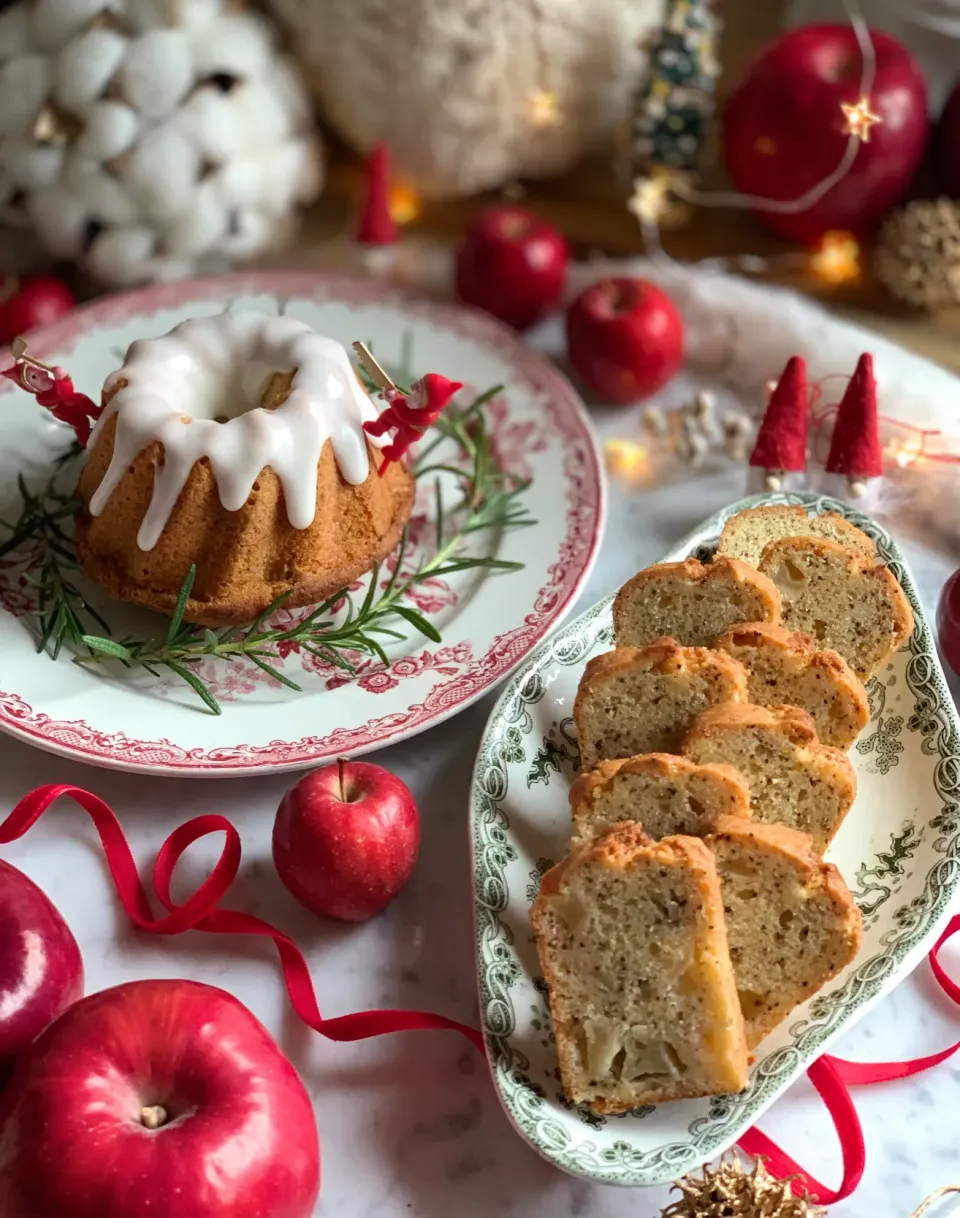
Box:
[716,621,870,751]
[683,703,857,853]
[706,815,862,1046]
[569,753,751,842]
[612,556,781,649]
[75,381,416,626]
[573,640,749,770]
[717,505,876,568]
[685,701,820,747]
[757,536,914,680]
[533,825,748,1111]
[568,753,748,812]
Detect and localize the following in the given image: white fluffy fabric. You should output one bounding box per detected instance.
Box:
[267,0,662,198]
[0,0,323,285]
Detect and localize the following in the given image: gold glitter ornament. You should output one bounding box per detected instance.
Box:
[662,1156,826,1218]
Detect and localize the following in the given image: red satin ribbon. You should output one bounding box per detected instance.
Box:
[739,914,960,1202]
[0,786,484,1051]
[4,784,959,1203]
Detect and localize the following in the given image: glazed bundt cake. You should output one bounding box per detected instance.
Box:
[75,313,415,626]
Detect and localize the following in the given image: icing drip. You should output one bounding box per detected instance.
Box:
[87,313,385,551]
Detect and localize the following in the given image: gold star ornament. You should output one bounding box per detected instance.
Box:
[840,96,881,142]
[628,172,672,226]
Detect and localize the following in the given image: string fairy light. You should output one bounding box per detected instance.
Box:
[387,182,421,226]
[809,231,862,284]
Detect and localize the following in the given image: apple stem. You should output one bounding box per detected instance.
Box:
[140,1104,168,1130]
[338,755,347,802]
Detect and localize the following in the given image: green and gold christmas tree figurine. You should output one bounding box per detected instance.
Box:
[629,0,721,226]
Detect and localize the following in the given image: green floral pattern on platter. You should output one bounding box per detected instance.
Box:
[469,491,960,1187]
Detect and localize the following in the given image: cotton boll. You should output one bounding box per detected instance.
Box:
[1,139,63,189]
[74,101,140,160]
[260,138,321,215]
[190,13,274,80]
[86,224,157,285]
[269,57,312,131]
[230,81,290,148]
[127,0,221,33]
[0,7,33,63]
[178,88,245,161]
[138,254,197,282]
[0,56,52,138]
[291,135,323,203]
[162,180,227,257]
[218,207,275,259]
[28,186,87,258]
[55,29,128,113]
[0,0,323,285]
[118,29,193,119]
[63,156,137,224]
[119,122,200,222]
[30,0,120,53]
[213,157,267,209]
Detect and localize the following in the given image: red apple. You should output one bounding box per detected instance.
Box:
[273,759,420,922]
[564,277,684,404]
[723,25,928,243]
[0,979,320,1218]
[455,206,568,330]
[0,274,76,345]
[937,568,960,677]
[0,858,82,1081]
[937,78,960,198]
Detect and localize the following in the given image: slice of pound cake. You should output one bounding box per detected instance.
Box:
[682,704,856,854]
[758,536,913,680]
[531,824,748,1111]
[613,557,781,649]
[717,505,876,569]
[570,754,750,843]
[574,640,749,771]
[706,816,862,1047]
[716,621,869,750]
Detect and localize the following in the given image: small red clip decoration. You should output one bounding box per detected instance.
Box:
[353,340,461,475]
[2,338,102,447]
[364,374,463,473]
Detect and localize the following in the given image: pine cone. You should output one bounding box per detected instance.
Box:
[0,2,323,287]
[873,197,960,311]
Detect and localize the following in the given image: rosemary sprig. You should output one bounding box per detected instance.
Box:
[0,474,109,659]
[74,388,535,714]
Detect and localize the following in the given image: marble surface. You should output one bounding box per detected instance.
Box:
[2,424,960,1217]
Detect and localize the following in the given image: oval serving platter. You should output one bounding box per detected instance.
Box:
[469,490,960,1186]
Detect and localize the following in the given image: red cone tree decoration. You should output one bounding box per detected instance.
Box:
[356,143,398,246]
[825,353,882,490]
[749,355,808,487]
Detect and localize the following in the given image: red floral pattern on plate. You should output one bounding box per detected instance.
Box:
[485,392,549,482]
[0,271,604,774]
[313,642,474,693]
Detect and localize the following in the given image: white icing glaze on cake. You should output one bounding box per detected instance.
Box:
[86,312,385,552]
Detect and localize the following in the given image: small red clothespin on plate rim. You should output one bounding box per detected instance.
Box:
[3,336,102,447]
[355,340,462,477]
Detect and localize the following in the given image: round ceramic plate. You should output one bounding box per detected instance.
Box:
[470,490,960,1186]
[0,272,604,776]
